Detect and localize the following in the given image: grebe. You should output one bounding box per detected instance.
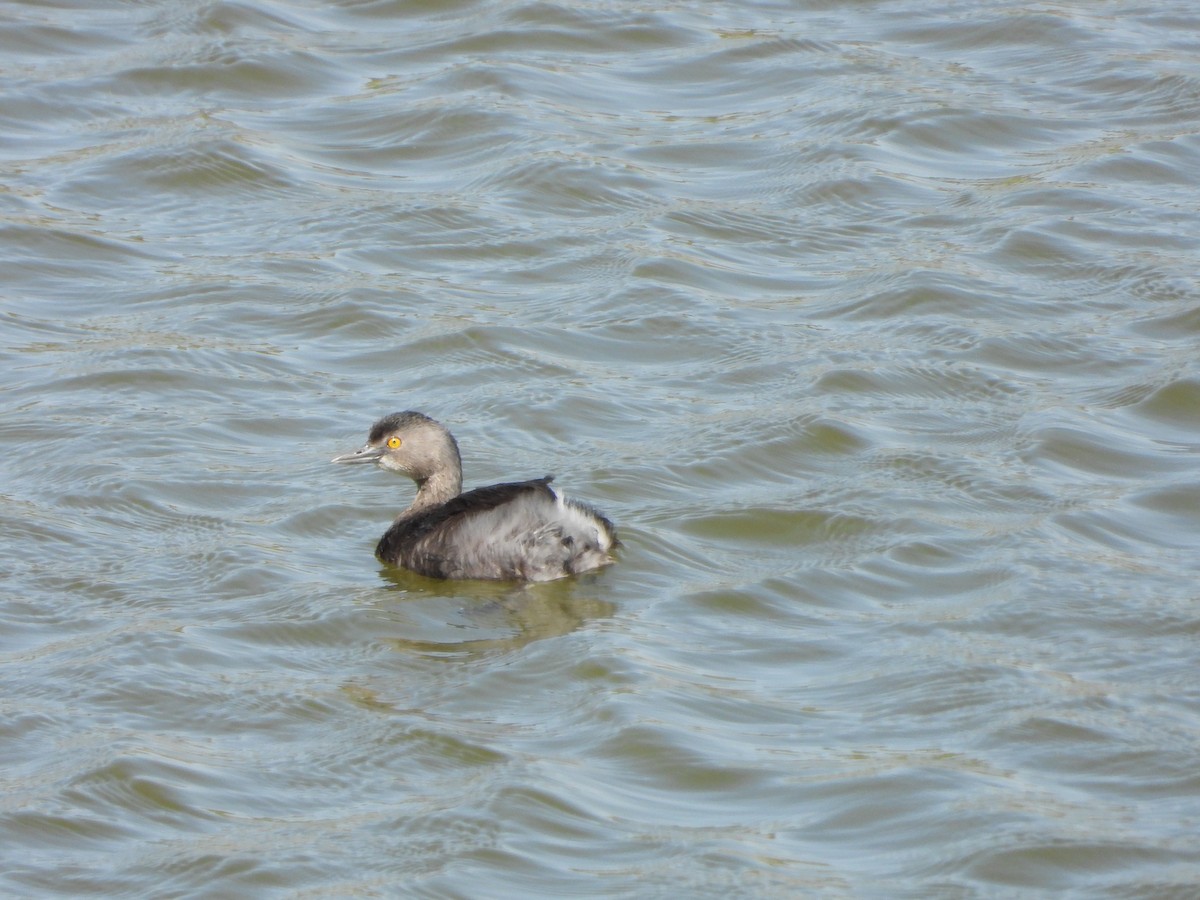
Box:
[332,411,618,581]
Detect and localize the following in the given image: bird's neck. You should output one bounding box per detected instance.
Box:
[408,469,462,513]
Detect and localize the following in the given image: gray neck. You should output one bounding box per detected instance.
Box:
[407,468,462,514]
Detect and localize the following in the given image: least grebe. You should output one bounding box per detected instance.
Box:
[333,411,618,581]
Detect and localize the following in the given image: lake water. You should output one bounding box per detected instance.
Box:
[3,0,1200,896]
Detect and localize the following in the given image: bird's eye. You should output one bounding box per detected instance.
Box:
[387,436,402,449]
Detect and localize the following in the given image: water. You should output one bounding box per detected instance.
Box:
[3,0,1199,895]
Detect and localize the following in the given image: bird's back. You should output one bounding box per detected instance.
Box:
[377,477,618,581]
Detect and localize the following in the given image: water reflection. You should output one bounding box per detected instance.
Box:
[367,567,616,657]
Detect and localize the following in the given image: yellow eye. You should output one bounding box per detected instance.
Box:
[387,436,402,449]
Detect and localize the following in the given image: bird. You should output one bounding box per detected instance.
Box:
[332,411,619,581]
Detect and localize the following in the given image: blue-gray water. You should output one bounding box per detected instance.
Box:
[3,1,1199,896]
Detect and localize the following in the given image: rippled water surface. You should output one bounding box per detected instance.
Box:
[3,0,1200,895]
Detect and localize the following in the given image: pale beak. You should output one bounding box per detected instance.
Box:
[331,445,384,465]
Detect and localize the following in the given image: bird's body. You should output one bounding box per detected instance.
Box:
[333,412,618,581]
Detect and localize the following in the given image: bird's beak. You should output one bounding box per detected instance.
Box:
[331,445,385,465]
